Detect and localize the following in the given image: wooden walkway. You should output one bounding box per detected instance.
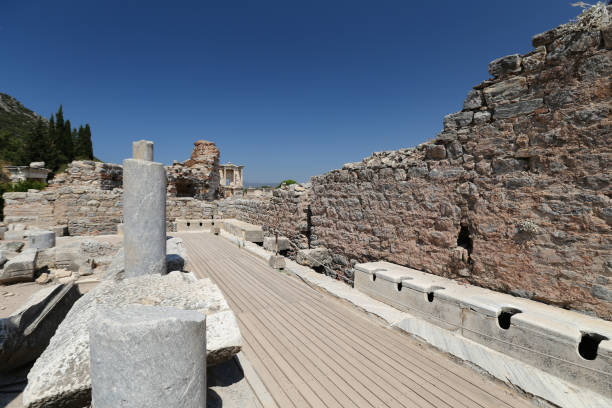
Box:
[179,232,533,408]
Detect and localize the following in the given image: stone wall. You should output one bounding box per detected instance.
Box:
[215,8,612,320]
[3,189,215,235]
[217,184,311,251]
[49,161,123,190]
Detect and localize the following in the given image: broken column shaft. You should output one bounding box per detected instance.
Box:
[123,141,167,277]
[90,305,207,408]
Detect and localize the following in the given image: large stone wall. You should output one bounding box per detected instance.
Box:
[215,9,612,320]
[3,189,215,235]
[309,10,612,319]
[217,184,311,250]
[49,161,123,190]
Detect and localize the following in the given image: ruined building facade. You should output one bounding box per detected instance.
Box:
[3,10,611,320]
[218,11,612,320]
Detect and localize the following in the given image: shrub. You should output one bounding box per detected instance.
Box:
[276,179,297,189]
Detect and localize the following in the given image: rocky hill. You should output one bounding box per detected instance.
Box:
[0,93,46,164]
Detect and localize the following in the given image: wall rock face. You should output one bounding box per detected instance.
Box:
[217,184,311,252]
[166,140,221,200]
[309,12,612,319]
[49,161,123,190]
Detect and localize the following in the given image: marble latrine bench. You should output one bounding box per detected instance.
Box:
[175,219,215,232]
[220,219,264,243]
[354,261,612,399]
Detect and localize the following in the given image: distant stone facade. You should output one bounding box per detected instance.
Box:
[219,163,244,198]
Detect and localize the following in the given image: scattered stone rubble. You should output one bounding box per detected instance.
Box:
[23,272,240,408]
[0,283,81,372]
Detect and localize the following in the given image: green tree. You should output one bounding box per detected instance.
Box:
[22,119,49,164]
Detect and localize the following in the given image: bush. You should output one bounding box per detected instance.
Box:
[276,179,297,189]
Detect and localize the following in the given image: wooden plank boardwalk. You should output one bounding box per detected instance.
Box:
[179,232,533,408]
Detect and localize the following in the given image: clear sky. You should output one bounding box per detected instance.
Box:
[1,1,582,183]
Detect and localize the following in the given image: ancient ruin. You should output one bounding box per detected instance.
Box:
[1,5,611,408]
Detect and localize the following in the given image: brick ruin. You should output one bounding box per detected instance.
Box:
[2,8,611,320]
[166,140,221,200]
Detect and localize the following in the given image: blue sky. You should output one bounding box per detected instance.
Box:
[1,1,581,183]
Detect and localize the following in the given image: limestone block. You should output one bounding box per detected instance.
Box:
[123,158,167,277]
[23,272,241,408]
[488,53,522,77]
[55,247,81,271]
[132,139,154,161]
[0,248,38,284]
[35,247,56,270]
[493,98,544,119]
[51,225,68,237]
[29,230,56,250]
[0,241,24,253]
[4,230,25,240]
[0,283,81,372]
[425,144,447,160]
[263,236,291,252]
[0,225,7,240]
[166,237,187,273]
[90,305,206,408]
[268,255,286,269]
[175,218,213,231]
[354,260,612,399]
[462,89,483,110]
[296,247,331,268]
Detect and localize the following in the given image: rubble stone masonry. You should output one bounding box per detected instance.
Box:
[3,8,611,319]
[221,9,612,320]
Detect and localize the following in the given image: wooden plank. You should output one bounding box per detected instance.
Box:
[178,232,534,408]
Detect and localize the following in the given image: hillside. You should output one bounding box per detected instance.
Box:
[0,93,46,164]
[0,93,94,170]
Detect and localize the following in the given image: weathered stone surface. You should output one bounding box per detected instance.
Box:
[443,111,473,129]
[263,236,291,252]
[0,241,24,253]
[603,23,612,48]
[166,140,221,200]
[166,237,188,272]
[23,272,240,408]
[123,158,167,277]
[90,305,206,408]
[0,248,37,283]
[426,145,447,160]
[0,283,81,372]
[28,230,56,250]
[0,252,6,268]
[483,77,527,107]
[4,230,25,240]
[462,90,483,110]
[297,247,331,268]
[268,255,286,269]
[493,98,544,119]
[488,54,521,77]
[132,139,154,161]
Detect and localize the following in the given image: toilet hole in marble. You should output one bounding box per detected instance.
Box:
[497,307,522,330]
[578,332,608,360]
[426,286,445,302]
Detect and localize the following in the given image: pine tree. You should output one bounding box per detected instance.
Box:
[74,125,87,159]
[22,119,50,164]
[84,124,93,159]
[62,119,74,161]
